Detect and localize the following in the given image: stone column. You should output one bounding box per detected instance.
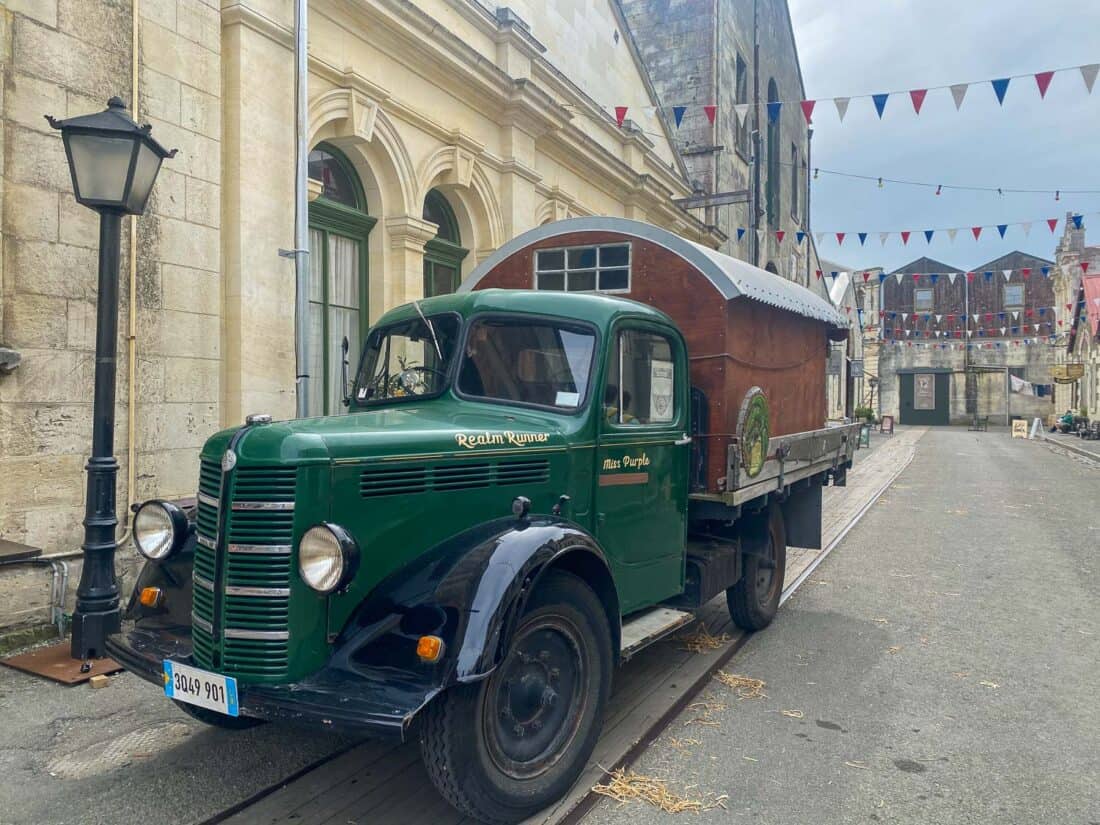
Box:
[384,216,438,307]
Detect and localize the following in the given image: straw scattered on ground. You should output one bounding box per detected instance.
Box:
[593,768,729,813]
[683,699,727,727]
[713,671,766,700]
[781,709,804,719]
[676,625,733,653]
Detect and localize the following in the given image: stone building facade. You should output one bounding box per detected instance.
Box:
[877,252,1058,424]
[0,0,723,638]
[1051,217,1100,416]
[618,0,822,289]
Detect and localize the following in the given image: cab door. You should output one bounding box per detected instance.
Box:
[595,322,690,613]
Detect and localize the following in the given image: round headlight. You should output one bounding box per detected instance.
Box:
[133,500,188,561]
[299,523,359,594]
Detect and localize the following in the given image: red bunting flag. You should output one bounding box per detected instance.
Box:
[863,271,871,282]
[985,313,994,322]
[1083,262,1091,273]
[1034,71,1054,99]
[776,230,785,243]
[800,100,815,123]
[901,231,911,245]
[845,305,852,313]
[1058,319,1064,326]
[1021,268,1031,278]
[967,272,975,282]
[909,89,927,114]
[912,272,920,282]
[1066,303,1073,310]
[836,232,846,245]
[614,106,628,127]
[1026,308,1035,317]
[703,104,717,124]
[815,269,822,279]
[1047,218,1058,233]
[971,226,982,240]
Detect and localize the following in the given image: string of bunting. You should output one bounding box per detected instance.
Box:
[610,62,1099,128]
[743,213,1090,249]
[848,299,1095,328]
[819,261,1091,284]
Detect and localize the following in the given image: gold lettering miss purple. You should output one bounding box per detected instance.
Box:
[455,431,551,449]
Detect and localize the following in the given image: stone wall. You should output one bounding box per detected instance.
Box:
[0,0,221,633]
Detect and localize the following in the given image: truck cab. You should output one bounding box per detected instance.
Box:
[108,220,856,825]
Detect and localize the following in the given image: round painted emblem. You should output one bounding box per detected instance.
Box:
[221,449,237,473]
[737,387,770,478]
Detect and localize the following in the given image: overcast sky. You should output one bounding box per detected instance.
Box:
[787,0,1100,274]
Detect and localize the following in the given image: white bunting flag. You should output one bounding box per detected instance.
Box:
[967,330,973,338]
[895,272,904,283]
[1012,311,1019,320]
[904,329,910,337]
[879,232,890,246]
[902,312,909,322]
[947,272,957,285]
[950,83,969,110]
[734,104,751,125]
[834,97,851,122]
[947,228,958,243]
[1003,269,1013,281]
[1021,221,1032,237]
[935,314,943,323]
[1081,64,1099,94]
[815,232,824,246]
[1000,327,1007,336]
[757,230,766,248]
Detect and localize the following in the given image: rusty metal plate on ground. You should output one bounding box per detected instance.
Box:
[1,641,123,685]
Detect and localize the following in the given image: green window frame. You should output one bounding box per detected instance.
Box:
[307,143,376,416]
[423,189,468,297]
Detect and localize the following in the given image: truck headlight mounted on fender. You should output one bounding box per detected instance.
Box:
[133,500,188,561]
[299,523,359,594]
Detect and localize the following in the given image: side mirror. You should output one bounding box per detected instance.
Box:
[341,336,351,408]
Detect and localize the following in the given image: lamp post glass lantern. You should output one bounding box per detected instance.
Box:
[46,97,175,659]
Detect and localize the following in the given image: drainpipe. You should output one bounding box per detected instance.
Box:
[126,0,139,513]
[0,557,73,637]
[293,0,311,418]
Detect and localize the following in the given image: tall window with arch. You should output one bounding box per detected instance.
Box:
[422,189,469,297]
[306,143,376,417]
[765,78,780,227]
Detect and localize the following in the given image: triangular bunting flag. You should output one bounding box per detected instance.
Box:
[815,232,825,245]
[1047,218,1058,233]
[829,271,839,281]
[1083,262,1091,273]
[947,272,957,285]
[800,100,815,123]
[909,89,927,114]
[1021,221,1032,237]
[1000,327,1007,336]
[902,313,909,321]
[1021,268,1031,279]
[950,83,969,110]
[863,271,871,282]
[796,231,806,244]
[1012,311,1019,320]
[757,229,765,246]
[815,269,822,279]
[930,273,939,284]
[878,272,887,284]
[734,104,750,125]
[991,77,1010,105]
[1003,269,1012,281]
[984,271,993,281]
[736,227,746,242]
[703,104,717,125]
[775,230,785,243]
[836,232,846,245]
[967,272,975,282]
[972,226,983,240]
[872,93,889,118]
[858,232,868,246]
[947,228,958,243]
[1034,70,1054,99]
[879,232,890,246]
[924,229,934,243]
[672,106,686,128]
[895,272,904,283]
[997,224,1008,238]
[912,273,921,282]
[1081,64,1099,94]
[901,230,911,245]
[614,106,628,127]
[1041,266,1051,277]
[1072,214,1084,229]
[834,97,850,122]
[935,314,943,323]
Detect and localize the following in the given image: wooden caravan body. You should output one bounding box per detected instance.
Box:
[459,217,849,495]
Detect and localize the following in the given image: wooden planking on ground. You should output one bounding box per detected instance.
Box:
[223,432,924,825]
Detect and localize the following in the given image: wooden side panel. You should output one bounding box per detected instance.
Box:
[473,230,829,493]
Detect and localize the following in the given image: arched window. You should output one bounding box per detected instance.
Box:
[306,143,376,416]
[765,78,780,227]
[422,189,469,297]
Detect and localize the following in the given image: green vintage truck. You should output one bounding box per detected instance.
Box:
[108,219,856,824]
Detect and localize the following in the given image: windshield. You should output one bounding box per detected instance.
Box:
[457,318,597,411]
[354,313,460,403]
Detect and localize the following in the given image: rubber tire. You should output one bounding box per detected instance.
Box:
[419,570,613,825]
[727,503,787,632]
[173,700,265,730]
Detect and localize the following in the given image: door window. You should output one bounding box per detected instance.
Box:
[604,330,676,426]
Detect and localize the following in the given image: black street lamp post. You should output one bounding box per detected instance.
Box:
[46,97,175,659]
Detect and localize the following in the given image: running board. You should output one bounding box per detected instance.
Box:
[619,607,695,661]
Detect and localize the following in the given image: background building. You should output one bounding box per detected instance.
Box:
[1052,217,1100,415]
[877,252,1057,424]
[0,0,727,640]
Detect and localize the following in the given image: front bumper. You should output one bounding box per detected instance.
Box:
[106,625,438,742]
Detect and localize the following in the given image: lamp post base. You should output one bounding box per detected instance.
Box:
[70,609,121,660]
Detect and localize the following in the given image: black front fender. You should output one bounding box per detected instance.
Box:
[336,516,620,686]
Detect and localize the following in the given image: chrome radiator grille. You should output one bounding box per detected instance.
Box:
[192,458,296,681]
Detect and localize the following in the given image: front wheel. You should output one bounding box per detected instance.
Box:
[420,570,613,825]
[727,503,787,631]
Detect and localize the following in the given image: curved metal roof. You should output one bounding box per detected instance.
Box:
[458,216,848,328]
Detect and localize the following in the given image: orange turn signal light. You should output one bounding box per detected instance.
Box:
[139,587,163,608]
[416,635,444,663]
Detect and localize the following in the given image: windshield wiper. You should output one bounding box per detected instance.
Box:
[413,299,443,362]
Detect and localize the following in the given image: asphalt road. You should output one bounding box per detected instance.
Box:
[586,427,1100,825]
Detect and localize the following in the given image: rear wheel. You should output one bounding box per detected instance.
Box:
[727,504,786,631]
[420,570,613,824]
[173,700,265,730]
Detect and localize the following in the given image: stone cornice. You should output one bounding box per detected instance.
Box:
[385,215,439,248]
